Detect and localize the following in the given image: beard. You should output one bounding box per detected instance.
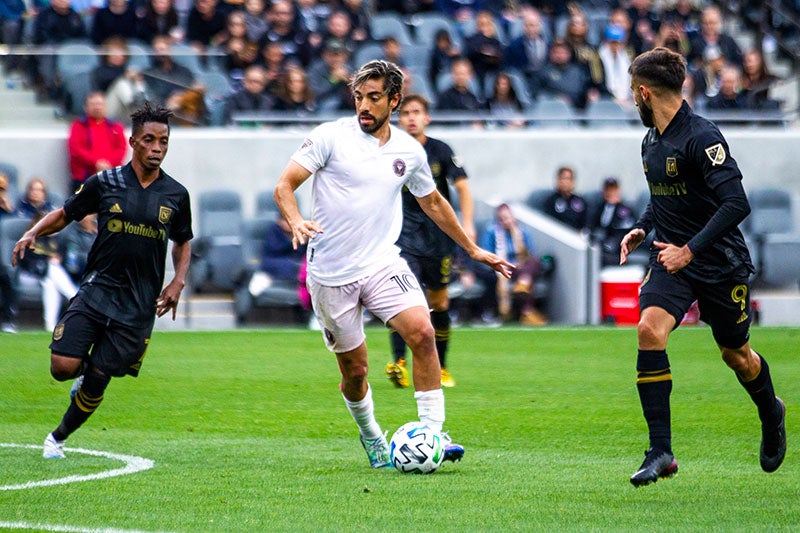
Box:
[358,110,390,134]
[637,99,655,128]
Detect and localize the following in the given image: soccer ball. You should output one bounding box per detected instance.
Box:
[389,422,445,474]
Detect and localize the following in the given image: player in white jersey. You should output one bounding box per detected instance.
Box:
[274,60,513,469]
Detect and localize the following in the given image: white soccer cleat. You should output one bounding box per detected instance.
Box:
[360,431,392,468]
[43,433,66,459]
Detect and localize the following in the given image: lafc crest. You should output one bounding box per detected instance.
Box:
[158,206,173,224]
[704,143,726,166]
[666,157,678,177]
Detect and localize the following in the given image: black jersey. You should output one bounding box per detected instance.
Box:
[637,101,753,282]
[396,136,467,257]
[63,163,193,326]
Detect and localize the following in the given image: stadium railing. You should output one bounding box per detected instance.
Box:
[229,108,798,128]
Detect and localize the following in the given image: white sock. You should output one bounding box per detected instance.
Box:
[342,384,382,440]
[415,388,445,433]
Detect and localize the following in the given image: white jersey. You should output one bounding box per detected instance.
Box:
[291,116,436,286]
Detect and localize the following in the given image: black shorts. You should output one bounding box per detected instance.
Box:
[401,252,452,291]
[639,263,751,348]
[49,296,155,378]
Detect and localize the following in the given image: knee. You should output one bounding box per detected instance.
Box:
[403,322,435,351]
[50,356,82,381]
[340,359,369,383]
[637,319,668,348]
[721,347,752,374]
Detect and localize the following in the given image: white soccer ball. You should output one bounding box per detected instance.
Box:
[389,422,445,474]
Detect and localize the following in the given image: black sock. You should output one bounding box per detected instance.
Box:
[636,349,673,453]
[52,370,111,441]
[738,354,780,427]
[390,330,406,363]
[431,310,450,368]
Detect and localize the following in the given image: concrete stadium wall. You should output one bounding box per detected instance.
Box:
[2,127,800,223]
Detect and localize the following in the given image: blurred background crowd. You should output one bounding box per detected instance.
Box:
[1,0,798,126]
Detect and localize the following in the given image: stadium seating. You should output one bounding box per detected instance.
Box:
[56,42,99,78]
[410,12,462,49]
[528,97,579,128]
[745,188,794,236]
[370,13,414,46]
[407,72,437,105]
[401,43,432,72]
[255,189,304,219]
[584,98,634,128]
[169,42,204,73]
[0,217,44,312]
[191,189,244,292]
[232,216,304,324]
[63,70,93,115]
[745,188,800,288]
[759,235,800,288]
[353,42,384,69]
[126,42,153,72]
[197,70,234,126]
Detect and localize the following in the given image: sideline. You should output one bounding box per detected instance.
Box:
[0,443,154,491]
[0,522,154,533]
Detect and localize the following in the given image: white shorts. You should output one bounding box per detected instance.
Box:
[307,257,429,353]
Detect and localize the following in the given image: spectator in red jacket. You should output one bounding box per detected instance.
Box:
[67,92,127,194]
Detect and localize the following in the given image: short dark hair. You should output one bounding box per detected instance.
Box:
[130,102,173,136]
[350,60,405,112]
[557,166,574,178]
[629,47,686,94]
[399,93,430,113]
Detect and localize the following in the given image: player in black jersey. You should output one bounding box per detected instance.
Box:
[620,48,785,486]
[384,94,475,389]
[13,103,193,459]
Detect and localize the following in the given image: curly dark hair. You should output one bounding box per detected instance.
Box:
[130,102,174,136]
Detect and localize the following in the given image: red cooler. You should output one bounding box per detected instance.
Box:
[600,266,645,326]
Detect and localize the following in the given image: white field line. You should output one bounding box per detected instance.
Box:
[0,443,154,491]
[0,521,157,533]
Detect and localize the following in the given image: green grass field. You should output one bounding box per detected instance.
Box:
[1,326,798,532]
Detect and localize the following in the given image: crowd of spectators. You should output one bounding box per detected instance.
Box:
[0,176,94,332]
[0,0,794,126]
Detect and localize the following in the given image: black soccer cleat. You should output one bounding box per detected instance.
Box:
[760,397,786,473]
[630,448,678,487]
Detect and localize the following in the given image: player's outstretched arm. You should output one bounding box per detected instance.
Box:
[619,227,645,266]
[453,177,476,242]
[417,190,513,278]
[157,240,191,319]
[274,160,322,250]
[11,207,70,266]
